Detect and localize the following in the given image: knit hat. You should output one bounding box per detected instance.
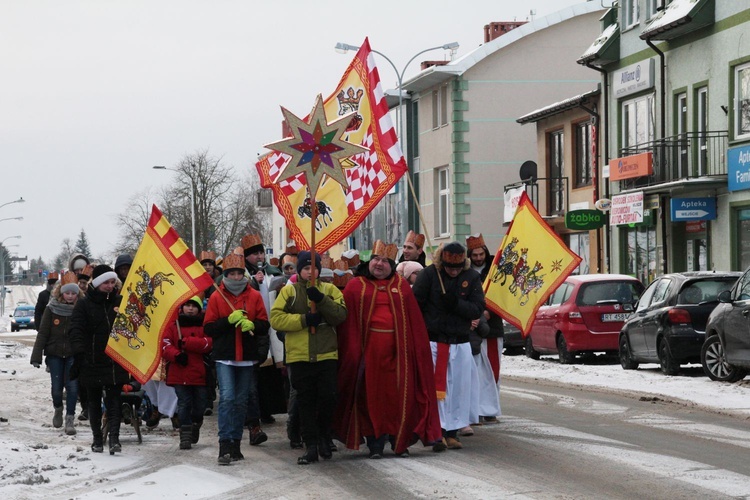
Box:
[466,233,485,251]
[114,254,133,271]
[441,242,467,268]
[241,234,264,256]
[60,271,80,294]
[297,251,322,275]
[222,254,246,275]
[396,261,423,281]
[91,265,117,288]
[282,261,296,272]
[183,296,203,311]
[320,268,334,279]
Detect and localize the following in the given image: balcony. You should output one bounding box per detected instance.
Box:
[504,177,570,218]
[617,130,728,191]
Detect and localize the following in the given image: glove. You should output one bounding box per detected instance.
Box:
[305,312,322,328]
[69,356,81,380]
[31,362,41,369]
[440,293,458,310]
[228,309,247,325]
[175,352,189,366]
[306,287,325,303]
[238,319,255,332]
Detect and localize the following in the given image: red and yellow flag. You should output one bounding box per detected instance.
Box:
[254,37,407,253]
[483,192,582,335]
[106,205,214,384]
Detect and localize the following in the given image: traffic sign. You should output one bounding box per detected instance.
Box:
[670,197,716,221]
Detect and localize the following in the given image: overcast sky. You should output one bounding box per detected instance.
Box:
[2,0,589,266]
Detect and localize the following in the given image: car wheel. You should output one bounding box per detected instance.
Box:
[619,335,639,370]
[11,325,17,332]
[504,346,524,356]
[525,335,540,360]
[557,334,575,364]
[701,335,747,382]
[658,340,680,375]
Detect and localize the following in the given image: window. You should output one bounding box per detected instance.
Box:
[623,94,655,148]
[697,86,708,175]
[675,92,688,177]
[623,0,639,27]
[636,281,658,312]
[651,278,671,305]
[568,233,590,275]
[736,208,750,270]
[575,121,592,187]
[622,224,658,285]
[437,167,450,236]
[431,84,449,129]
[645,0,659,19]
[257,189,272,208]
[548,129,564,215]
[548,283,570,306]
[736,62,750,140]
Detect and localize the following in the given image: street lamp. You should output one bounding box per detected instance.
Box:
[0,197,25,210]
[1,235,21,316]
[0,217,23,223]
[153,166,196,255]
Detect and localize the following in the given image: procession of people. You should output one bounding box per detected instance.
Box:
[30,231,504,465]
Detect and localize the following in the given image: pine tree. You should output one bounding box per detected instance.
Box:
[74,229,92,257]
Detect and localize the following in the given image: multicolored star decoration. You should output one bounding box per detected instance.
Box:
[265,94,368,200]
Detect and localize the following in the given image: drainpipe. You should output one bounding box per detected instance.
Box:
[645,37,668,274]
[584,62,611,272]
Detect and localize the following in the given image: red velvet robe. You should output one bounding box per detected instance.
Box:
[333,274,442,453]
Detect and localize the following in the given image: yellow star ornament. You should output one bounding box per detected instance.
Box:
[265,94,368,200]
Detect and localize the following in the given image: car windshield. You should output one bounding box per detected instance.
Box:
[14,308,33,318]
[679,278,737,304]
[577,282,640,306]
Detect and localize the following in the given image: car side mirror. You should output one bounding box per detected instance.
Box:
[717,290,732,303]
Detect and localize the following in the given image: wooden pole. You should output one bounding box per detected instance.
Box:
[309,195,318,334]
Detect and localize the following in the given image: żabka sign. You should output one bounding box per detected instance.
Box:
[610,191,644,226]
[565,210,607,230]
[609,152,653,181]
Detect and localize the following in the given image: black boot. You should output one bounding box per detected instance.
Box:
[91,432,103,453]
[108,417,122,455]
[231,439,244,461]
[191,420,202,444]
[319,435,333,460]
[145,406,161,428]
[217,440,232,465]
[179,425,192,450]
[297,444,319,465]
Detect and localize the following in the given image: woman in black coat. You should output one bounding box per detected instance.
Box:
[70,265,129,454]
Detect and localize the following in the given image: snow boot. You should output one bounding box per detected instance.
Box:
[231,440,244,461]
[179,425,192,450]
[191,421,202,444]
[64,415,76,435]
[91,431,104,453]
[145,406,161,428]
[217,440,232,465]
[297,444,319,465]
[53,406,63,428]
[319,434,333,460]
[109,418,122,455]
[249,425,267,446]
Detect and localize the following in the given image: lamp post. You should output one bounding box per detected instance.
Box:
[1,235,21,316]
[0,197,25,211]
[335,41,459,243]
[153,166,196,255]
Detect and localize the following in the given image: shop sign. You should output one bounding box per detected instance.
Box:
[670,197,716,221]
[610,191,644,226]
[728,144,750,192]
[609,152,653,181]
[612,59,655,98]
[565,210,607,230]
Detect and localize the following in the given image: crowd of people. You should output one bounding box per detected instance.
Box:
[29,230,505,464]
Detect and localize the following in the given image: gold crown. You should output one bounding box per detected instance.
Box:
[466,233,485,251]
[285,241,299,255]
[342,253,360,267]
[233,246,244,255]
[78,265,93,278]
[372,240,398,261]
[61,271,78,286]
[199,250,217,263]
[269,257,279,267]
[241,234,263,250]
[404,230,425,249]
[48,272,59,280]
[321,255,334,270]
[222,253,245,272]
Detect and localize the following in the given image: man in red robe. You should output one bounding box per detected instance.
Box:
[333,240,443,458]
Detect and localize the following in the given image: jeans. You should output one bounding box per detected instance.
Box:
[47,356,78,415]
[215,363,256,441]
[174,385,207,427]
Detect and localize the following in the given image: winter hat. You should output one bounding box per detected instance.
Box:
[320,268,334,279]
[91,265,117,288]
[60,271,80,294]
[396,261,423,281]
[441,242,467,268]
[114,254,133,271]
[282,261,296,272]
[183,296,203,311]
[297,251,322,275]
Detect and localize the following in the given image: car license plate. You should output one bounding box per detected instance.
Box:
[602,313,629,322]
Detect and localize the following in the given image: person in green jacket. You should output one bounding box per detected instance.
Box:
[270,250,347,465]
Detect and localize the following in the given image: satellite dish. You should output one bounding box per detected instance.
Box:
[519,160,538,182]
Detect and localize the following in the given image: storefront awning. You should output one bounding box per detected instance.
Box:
[640,0,714,41]
[615,176,727,196]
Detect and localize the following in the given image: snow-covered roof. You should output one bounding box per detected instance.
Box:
[640,0,715,40]
[578,23,619,65]
[402,2,606,93]
[517,88,600,124]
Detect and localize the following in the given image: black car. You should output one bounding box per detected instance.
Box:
[702,267,750,382]
[502,319,524,355]
[619,271,741,375]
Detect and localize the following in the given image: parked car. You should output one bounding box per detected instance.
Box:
[525,274,644,363]
[10,304,36,332]
[701,267,750,382]
[502,319,524,355]
[618,272,741,375]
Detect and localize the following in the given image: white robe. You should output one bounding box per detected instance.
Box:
[431,342,479,431]
[475,338,502,417]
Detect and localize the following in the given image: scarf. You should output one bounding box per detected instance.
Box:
[45,297,76,317]
[223,277,249,296]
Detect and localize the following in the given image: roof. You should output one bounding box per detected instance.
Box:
[402,2,606,94]
[578,22,620,65]
[517,88,600,124]
[640,0,715,40]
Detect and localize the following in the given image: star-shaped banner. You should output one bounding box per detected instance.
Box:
[265,94,368,200]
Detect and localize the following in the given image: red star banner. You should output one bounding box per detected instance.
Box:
[254,37,408,253]
[106,205,214,384]
[483,192,582,335]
